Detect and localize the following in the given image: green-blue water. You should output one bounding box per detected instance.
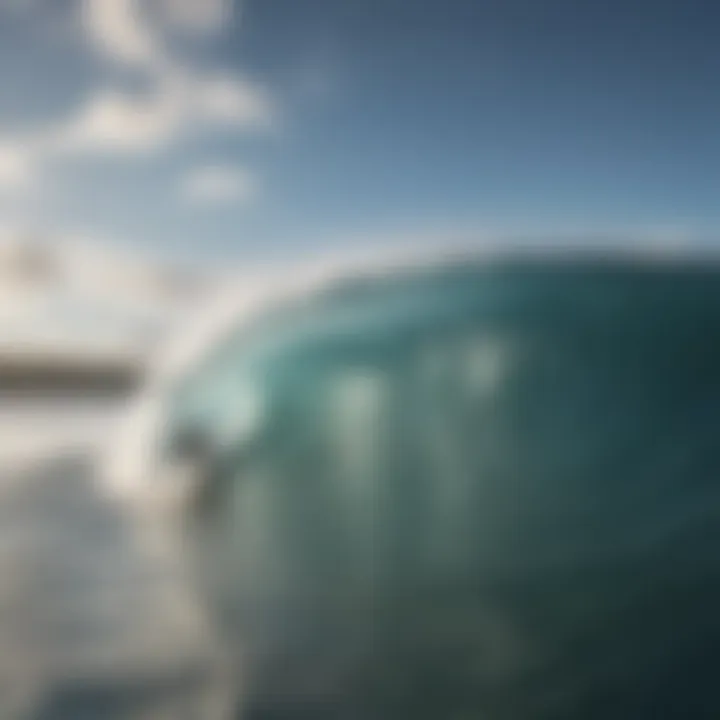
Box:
[184,261,720,719]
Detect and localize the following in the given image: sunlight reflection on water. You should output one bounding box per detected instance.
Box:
[0,396,229,718]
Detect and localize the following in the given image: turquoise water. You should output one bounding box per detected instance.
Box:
[184,262,720,718]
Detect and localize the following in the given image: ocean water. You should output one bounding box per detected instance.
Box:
[0,394,229,718]
[186,262,720,719]
[2,262,720,719]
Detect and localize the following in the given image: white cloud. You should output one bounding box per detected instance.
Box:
[53,88,181,156]
[81,0,236,69]
[180,164,255,205]
[193,75,275,129]
[81,0,160,68]
[0,0,275,202]
[42,70,274,159]
[19,0,273,160]
[0,144,35,191]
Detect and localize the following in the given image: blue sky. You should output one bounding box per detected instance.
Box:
[0,0,719,266]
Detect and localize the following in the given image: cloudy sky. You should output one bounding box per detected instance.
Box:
[0,0,719,266]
